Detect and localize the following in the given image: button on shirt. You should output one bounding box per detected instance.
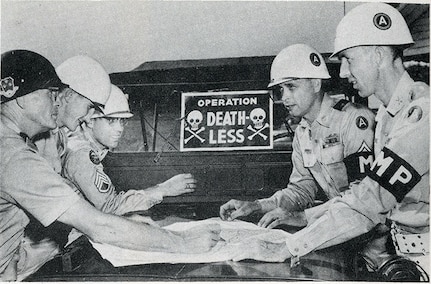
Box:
[62,127,163,215]
[286,72,429,257]
[0,118,80,275]
[258,94,375,212]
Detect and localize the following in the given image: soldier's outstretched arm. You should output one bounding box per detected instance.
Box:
[57,198,221,254]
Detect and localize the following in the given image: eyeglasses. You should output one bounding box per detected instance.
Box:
[103,117,129,127]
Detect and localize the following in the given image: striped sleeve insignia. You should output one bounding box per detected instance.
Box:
[94,170,113,193]
[344,141,374,182]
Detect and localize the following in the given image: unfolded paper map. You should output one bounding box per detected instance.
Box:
[91,217,291,266]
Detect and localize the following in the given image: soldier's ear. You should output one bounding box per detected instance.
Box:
[310,79,322,93]
[15,95,25,109]
[373,46,388,68]
[16,89,39,109]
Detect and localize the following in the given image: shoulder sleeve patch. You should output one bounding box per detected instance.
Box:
[356,116,369,130]
[368,147,421,202]
[89,150,100,164]
[333,99,350,111]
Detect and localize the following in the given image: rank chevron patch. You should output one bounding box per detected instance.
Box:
[94,170,112,193]
[357,141,372,152]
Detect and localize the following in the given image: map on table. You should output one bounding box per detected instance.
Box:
[91,217,291,266]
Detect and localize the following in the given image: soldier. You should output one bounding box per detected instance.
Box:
[220,44,375,229]
[231,3,429,280]
[29,55,113,262]
[63,84,197,215]
[34,55,112,173]
[0,50,220,281]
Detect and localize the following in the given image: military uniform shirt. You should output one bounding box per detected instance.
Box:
[62,127,163,216]
[0,118,80,274]
[34,127,67,174]
[286,72,429,257]
[258,93,375,212]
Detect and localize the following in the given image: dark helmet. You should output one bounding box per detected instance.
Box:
[1,50,68,103]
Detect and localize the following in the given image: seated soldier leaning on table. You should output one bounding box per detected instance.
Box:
[220,43,376,228]
[229,3,429,281]
[0,50,221,282]
[62,84,196,216]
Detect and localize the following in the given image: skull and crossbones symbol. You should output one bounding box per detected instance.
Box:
[185,110,205,144]
[248,108,269,140]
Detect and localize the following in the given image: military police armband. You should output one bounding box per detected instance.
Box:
[344,141,373,182]
[344,154,373,183]
[368,147,421,202]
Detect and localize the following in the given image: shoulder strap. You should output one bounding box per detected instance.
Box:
[333,99,350,111]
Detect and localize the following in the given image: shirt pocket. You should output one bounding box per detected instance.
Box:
[320,143,344,165]
[320,143,349,191]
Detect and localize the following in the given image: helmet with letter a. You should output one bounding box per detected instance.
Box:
[268,44,331,88]
[331,2,413,58]
[1,50,67,103]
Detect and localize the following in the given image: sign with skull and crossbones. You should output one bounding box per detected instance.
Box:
[185,110,205,144]
[247,108,269,141]
[181,91,273,151]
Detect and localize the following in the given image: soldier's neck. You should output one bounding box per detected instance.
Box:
[374,59,405,107]
[303,95,323,124]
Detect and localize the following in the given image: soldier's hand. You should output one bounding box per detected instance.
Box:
[219,199,261,221]
[159,173,196,197]
[231,239,292,262]
[258,208,307,229]
[178,224,221,253]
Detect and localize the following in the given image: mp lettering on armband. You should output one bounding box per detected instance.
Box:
[344,152,374,182]
[344,141,373,182]
[368,147,421,202]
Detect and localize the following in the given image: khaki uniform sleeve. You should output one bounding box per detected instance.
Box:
[63,148,118,211]
[106,190,163,216]
[286,94,429,258]
[63,149,163,215]
[258,129,317,212]
[2,150,80,227]
[341,105,375,183]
